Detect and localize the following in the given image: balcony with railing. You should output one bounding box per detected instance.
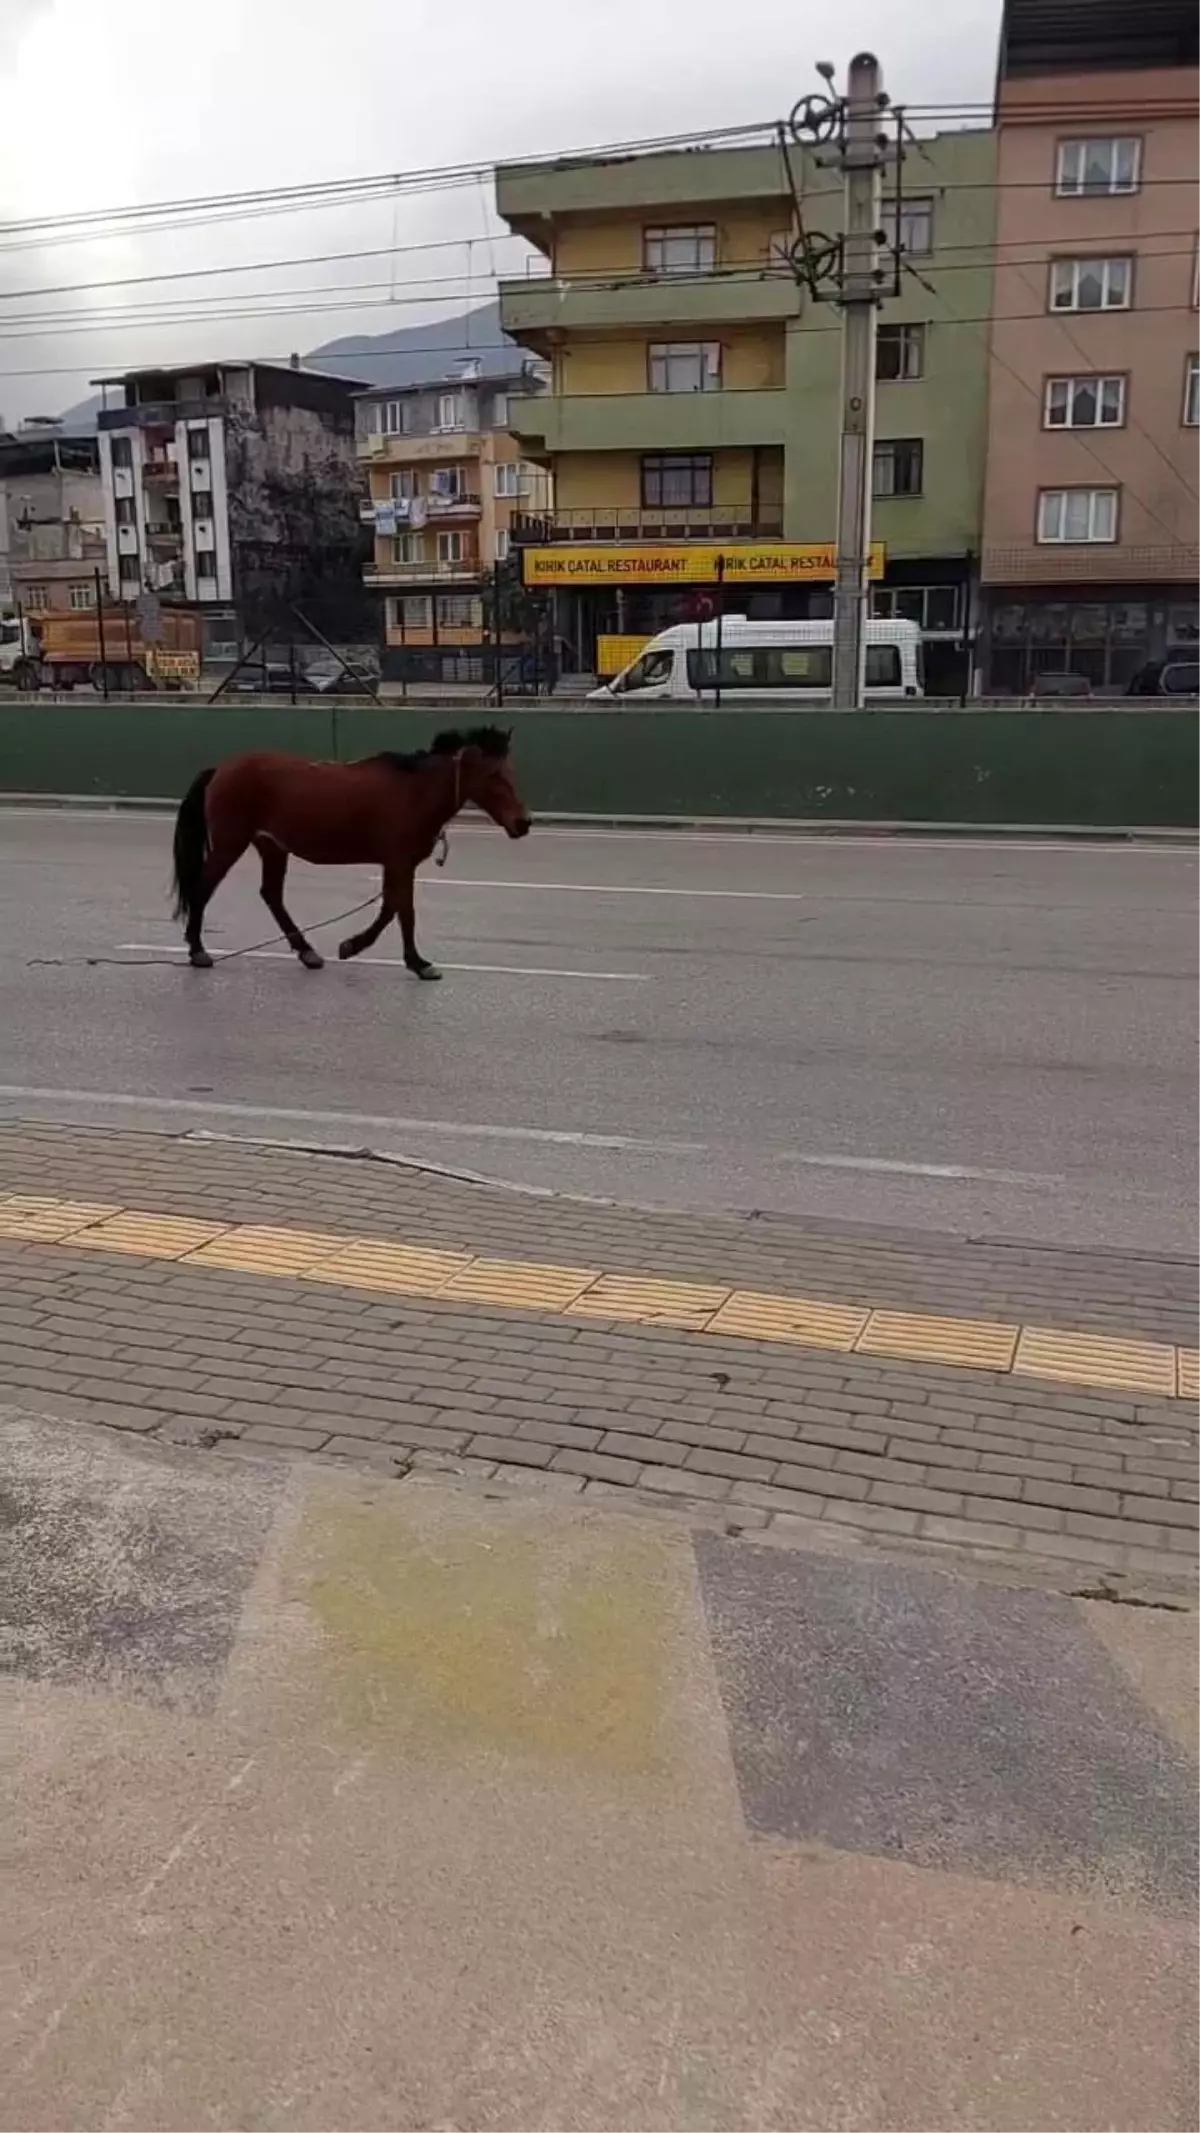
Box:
[508,389,789,456]
[499,263,800,345]
[511,503,784,544]
[364,558,481,587]
[142,453,180,485]
[98,397,226,431]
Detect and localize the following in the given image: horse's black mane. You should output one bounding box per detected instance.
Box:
[367,725,511,776]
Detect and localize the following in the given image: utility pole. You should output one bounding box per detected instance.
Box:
[830,51,885,709]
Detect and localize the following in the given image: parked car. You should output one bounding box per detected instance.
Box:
[1027,671,1092,699]
[303,661,377,695]
[228,663,299,695]
[1126,659,1200,697]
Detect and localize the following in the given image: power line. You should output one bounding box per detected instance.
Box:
[0,301,1194,383]
[3,247,1195,349]
[0,119,779,250]
[0,232,527,307]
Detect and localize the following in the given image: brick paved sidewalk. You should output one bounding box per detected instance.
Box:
[0,1120,1195,1599]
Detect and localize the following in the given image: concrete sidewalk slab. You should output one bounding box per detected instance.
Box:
[3,1409,1196,2133]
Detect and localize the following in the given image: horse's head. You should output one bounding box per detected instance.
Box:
[436,725,531,839]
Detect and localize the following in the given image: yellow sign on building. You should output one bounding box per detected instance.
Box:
[522,542,885,586]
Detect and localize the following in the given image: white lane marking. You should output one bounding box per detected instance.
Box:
[783,1151,1062,1186]
[428,878,811,902]
[0,1084,704,1154]
[115,944,649,982]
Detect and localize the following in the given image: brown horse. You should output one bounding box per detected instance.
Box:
[170,726,530,975]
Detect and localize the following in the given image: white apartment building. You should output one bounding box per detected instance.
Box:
[95,357,363,607]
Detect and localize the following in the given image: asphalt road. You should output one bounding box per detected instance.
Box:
[0,809,1195,1253]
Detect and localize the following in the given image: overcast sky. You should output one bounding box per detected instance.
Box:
[0,0,1002,424]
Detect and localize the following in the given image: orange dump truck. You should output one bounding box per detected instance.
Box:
[0,608,203,691]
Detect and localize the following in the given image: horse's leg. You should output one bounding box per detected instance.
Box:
[336,869,398,962]
[255,836,323,970]
[185,835,248,968]
[394,868,441,981]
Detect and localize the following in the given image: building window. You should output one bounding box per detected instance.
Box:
[118,560,140,589]
[389,468,419,500]
[438,593,482,628]
[437,530,466,563]
[378,401,409,436]
[21,584,51,611]
[1036,487,1118,544]
[114,495,136,526]
[494,529,510,561]
[871,583,962,632]
[872,438,924,498]
[876,323,925,380]
[389,594,431,631]
[641,453,714,507]
[1049,257,1132,312]
[1055,137,1142,197]
[67,582,96,611]
[429,465,466,499]
[393,533,424,564]
[643,224,717,277]
[110,436,133,470]
[1043,375,1126,428]
[187,425,208,459]
[436,393,464,431]
[648,342,722,393]
[494,462,519,497]
[881,199,933,256]
[196,558,217,583]
[492,393,508,428]
[1184,355,1199,427]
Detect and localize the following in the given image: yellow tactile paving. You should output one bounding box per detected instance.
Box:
[568,1274,731,1330]
[707,1290,869,1350]
[299,1239,472,1295]
[69,1210,232,1259]
[856,1309,1020,1372]
[441,1257,598,1312]
[0,1195,120,1241]
[1014,1326,1179,1399]
[186,1226,351,1275]
[2,1193,1192,1399]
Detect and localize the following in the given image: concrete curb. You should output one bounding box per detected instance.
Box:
[1,792,1196,843]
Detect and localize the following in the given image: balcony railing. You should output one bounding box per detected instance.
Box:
[142,456,179,483]
[512,505,784,543]
[98,397,225,431]
[364,562,481,586]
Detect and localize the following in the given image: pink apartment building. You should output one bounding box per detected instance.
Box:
[981,0,1198,692]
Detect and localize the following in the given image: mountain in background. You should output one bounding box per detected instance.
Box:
[54,301,525,428]
[307,299,521,383]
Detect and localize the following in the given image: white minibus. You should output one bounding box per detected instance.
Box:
[588,617,924,702]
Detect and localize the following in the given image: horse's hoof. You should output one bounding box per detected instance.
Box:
[411,961,442,982]
[337,940,357,961]
[299,947,324,971]
[188,949,213,970]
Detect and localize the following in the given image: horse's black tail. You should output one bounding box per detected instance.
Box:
[171,767,216,926]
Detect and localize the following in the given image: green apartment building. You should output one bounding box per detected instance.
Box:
[496,126,996,690]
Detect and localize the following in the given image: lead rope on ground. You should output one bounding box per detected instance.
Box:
[26,895,381,971]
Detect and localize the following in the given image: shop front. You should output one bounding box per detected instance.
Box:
[520,541,976,693]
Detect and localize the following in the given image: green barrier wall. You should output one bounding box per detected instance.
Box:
[1,702,1195,827]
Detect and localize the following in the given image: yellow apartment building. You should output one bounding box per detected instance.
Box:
[355,358,551,684]
[495,128,997,689]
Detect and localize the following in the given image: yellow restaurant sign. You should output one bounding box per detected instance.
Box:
[522,541,885,587]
